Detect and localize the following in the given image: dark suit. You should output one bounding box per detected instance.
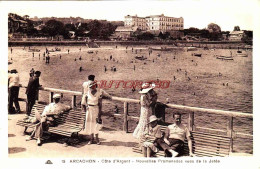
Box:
[26,76,40,115]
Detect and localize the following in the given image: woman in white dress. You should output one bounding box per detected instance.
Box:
[133,83,157,142]
[83,81,112,145]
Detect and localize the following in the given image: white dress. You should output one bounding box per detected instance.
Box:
[83,89,101,135]
[83,89,111,135]
[133,94,150,140]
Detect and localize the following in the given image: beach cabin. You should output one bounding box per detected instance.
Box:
[112,26,138,40]
[229,31,245,41]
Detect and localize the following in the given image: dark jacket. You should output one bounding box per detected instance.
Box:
[26,76,40,96]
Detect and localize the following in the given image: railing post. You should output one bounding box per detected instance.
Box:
[72,95,76,109]
[123,102,129,133]
[188,112,194,131]
[227,116,234,153]
[49,92,54,103]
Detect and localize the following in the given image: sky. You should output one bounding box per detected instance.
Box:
[2,0,259,31]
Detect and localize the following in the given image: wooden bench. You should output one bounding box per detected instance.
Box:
[133,125,231,157]
[16,102,86,139]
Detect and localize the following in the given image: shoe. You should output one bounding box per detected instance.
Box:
[37,138,41,146]
[26,136,32,141]
[171,151,178,157]
[16,110,21,114]
[96,140,101,145]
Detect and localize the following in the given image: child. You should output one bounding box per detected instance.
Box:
[142,115,163,157]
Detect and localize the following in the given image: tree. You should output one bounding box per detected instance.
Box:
[137,32,154,40]
[42,19,65,37]
[233,26,240,31]
[207,23,221,33]
[207,23,222,41]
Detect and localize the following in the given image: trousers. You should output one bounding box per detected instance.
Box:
[8,86,20,113]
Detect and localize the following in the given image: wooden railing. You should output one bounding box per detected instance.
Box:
[19,86,253,153]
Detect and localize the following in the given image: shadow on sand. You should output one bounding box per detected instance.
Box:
[8,147,26,154]
[8,134,16,137]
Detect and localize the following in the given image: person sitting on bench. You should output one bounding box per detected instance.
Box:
[26,94,71,146]
[159,113,195,157]
[142,115,163,157]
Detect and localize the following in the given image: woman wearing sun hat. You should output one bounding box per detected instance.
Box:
[133,82,157,143]
[83,81,112,145]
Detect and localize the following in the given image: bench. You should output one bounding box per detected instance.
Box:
[16,102,86,139]
[132,125,231,157]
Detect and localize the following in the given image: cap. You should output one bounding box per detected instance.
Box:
[53,94,61,99]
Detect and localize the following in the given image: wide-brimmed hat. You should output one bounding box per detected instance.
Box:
[53,94,61,99]
[139,82,155,94]
[147,115,158,124]
[10,69,18,73]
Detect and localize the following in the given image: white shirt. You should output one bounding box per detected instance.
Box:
[82,81,92,94]
[41,102,70,117]
[8,73,20,88]
[166,123,190,142]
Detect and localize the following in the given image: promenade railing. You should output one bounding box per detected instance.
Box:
[18,86,253,153]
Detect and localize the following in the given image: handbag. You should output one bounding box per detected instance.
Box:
[96,117,103,130]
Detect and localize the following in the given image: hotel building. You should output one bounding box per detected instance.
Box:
[124,14,184,32]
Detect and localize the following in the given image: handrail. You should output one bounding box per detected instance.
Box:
[19,85,253,153]
[29,86,252,118]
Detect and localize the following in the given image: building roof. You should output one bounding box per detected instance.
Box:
[115,26,138,32]
[230,31,244,35]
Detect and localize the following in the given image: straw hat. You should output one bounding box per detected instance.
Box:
[139,82,155,94]
[147,115,158,124]
[53,94,61,99]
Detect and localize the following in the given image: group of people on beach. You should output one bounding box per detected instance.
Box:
[8,44,195,157]
[8,67,194,157]
[132,82,194,157]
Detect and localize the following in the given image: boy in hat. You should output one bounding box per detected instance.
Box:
[8,69,21,114]
[142,115,163,157]
[26,94,71,146]
[25,70,41,118]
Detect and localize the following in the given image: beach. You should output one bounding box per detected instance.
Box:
[8,44,253,154]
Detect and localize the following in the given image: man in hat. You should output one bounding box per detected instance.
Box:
[8,69,21,114]
[26,94,71,146]
[25,70,41,118]
[81,74,95,112]
[159,113,194,157]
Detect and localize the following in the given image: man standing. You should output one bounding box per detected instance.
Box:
[81,75,95,112]
[8,69,21,114]
[25,71,41,118]
[26,94,71,146]
[158,113,194,157]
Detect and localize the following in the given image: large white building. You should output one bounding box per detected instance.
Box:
[124,14,184,32]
